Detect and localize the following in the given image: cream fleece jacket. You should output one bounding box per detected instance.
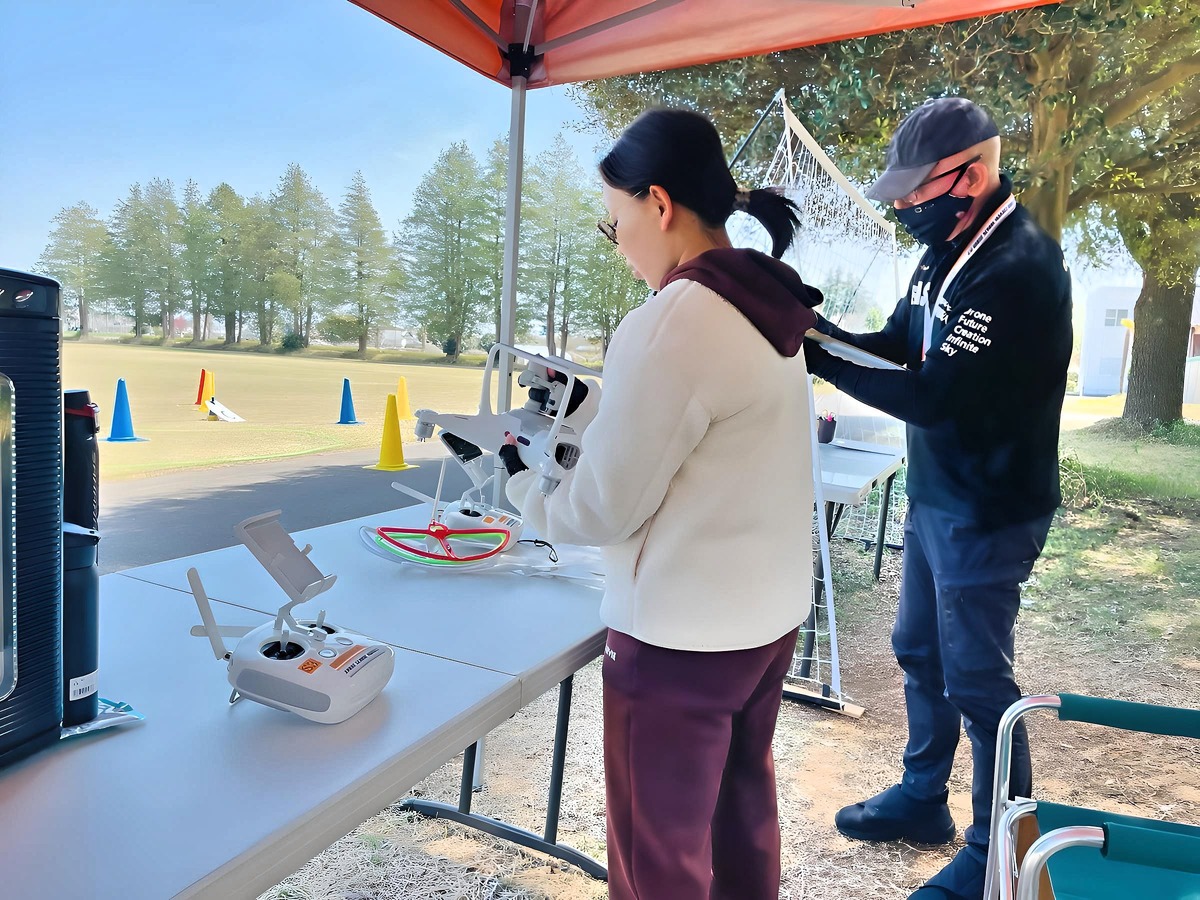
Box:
[506,277,815,651]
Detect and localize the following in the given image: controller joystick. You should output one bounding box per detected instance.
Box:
[260,640,305,660]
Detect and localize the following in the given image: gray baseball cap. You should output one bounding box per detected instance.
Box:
[866,97,1000,202]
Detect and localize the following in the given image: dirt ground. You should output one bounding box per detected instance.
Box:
[261,504,1200,900]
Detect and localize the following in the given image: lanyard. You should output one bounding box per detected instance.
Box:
[922,195,1018,356]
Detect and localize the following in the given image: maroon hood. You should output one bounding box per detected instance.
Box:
[661,248,823,357]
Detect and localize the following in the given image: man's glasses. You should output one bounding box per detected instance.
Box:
[908,155,983,199]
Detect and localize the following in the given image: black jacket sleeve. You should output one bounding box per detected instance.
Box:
[811,291,911,366]
[809,244,1063,429]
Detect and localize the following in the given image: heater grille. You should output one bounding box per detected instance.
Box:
[0,269,63,767]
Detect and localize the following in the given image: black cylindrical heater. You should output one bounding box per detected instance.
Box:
[0,269,63,768]
[63,390,100,727]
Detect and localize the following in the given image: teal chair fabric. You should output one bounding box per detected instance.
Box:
[1033,801,1200,900]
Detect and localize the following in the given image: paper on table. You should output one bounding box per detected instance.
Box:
[807,329,905,371]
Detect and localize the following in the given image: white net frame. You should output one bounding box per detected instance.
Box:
[728,91,904,714]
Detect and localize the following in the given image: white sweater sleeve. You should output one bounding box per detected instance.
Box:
[506,292,712,547]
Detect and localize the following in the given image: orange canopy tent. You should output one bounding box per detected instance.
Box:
[348,0,1052,402]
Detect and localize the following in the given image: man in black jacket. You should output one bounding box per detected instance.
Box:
[804,98,1072,900]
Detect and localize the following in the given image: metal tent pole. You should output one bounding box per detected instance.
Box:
[492,74,527,508]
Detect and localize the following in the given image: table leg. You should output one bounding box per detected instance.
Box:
[544,674,572,844]
[472,735,486,792]
[873,473,896,581]
[458,742,477,814]
[400,676,607,880]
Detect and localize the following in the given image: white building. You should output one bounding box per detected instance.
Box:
[1079,285,1200,400]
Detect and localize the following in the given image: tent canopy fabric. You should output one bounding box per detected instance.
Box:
[350,0,1055,89]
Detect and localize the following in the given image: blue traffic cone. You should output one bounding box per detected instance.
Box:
[337,378,361,425]
[106,378,148,442]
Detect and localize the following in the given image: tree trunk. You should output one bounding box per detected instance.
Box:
[358,329,368,358]
[1122,267,1196,427]
[546,286,558,357]
[192,297,202,343]
[78,290,90,337]
[304,305,313,347]
[1117,193,1200,428]
[1019,40,1080,243]
[224,312,236,345]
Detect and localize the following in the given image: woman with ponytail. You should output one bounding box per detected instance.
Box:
[503,107,824,900]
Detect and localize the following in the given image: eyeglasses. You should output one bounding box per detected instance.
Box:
[907,155,983,200]
[597,189,648,246]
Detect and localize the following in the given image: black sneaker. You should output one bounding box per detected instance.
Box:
[834,783,956,844]
[908,844,987,900]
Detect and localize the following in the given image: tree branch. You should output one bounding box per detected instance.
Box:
[1105,54,1200,129]
[1074,181,1200,209]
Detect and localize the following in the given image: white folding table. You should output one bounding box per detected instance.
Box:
[0,496,612,898]
[817,438,906,579]
[0,576,524,900]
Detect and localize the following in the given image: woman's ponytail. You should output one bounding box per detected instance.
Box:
[735,187,800,259]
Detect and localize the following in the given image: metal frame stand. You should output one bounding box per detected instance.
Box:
[400,676,607,880]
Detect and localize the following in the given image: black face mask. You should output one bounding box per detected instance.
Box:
[894,161,975,245]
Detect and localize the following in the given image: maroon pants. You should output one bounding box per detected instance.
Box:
[602,626,800,900]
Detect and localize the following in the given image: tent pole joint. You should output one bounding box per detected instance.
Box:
[504,43,538,79]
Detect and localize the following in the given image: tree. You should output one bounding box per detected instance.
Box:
[335,171,399,357]
[239,196,284,346]
[574,239,646,357]
[102,184,155,336]
[36,202,108,336]
[270,163,336,346]
[524,135,595,356]
[575,0,1200,425]
[207,183,249,344]
[401,143,490,362]
[179,180,219,341]
[141,178,184,338]
[480,137,538,343]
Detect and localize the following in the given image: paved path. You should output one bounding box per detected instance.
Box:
[98,443,471,575]
[97,408,905,575]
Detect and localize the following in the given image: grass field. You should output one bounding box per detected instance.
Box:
[65,342,491,480]
[68,342,1199,484]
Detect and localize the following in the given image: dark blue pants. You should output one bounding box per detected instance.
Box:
[892,501,1053,852]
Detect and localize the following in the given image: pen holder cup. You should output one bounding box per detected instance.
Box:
[817,417,837,444]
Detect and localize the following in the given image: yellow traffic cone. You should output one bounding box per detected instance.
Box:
[366,393,415,471]
[395,375,413,419]
[198,370,215,414]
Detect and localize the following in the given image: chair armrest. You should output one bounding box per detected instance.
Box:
[1058,693,1200,740]
[1103,821,1200,874]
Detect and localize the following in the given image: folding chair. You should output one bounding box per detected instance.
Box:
[983,693,1200,900]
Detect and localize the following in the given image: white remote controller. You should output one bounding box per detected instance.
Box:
[225,618,394,725]
[188,511,395,725]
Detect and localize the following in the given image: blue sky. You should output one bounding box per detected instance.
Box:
[0,0,600,272]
